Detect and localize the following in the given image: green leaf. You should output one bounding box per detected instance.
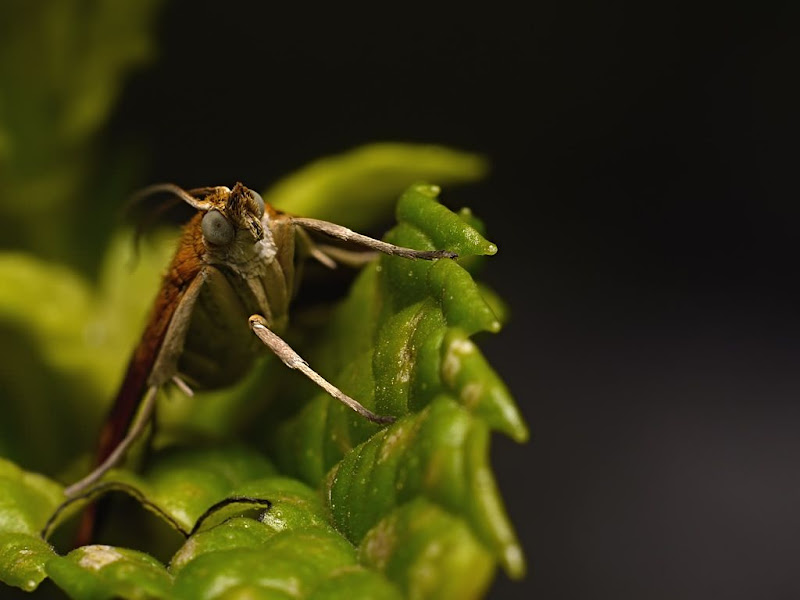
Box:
[46,545,172,600]
[1,150,526,598]
[67,445,279,536]
[172,530,357,599]
[268,183,527,591]
[307,569,403,600]
[0,458,63,536]
[0,533,57,592]
[0,458,62,591]
[326,397,525,580]
[0,0,163,266]
[359,499,494,600]
[395,183,497,257]
[441,329,525,441]
[0,231,178,472]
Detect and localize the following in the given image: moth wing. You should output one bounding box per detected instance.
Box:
[93,268,209,466]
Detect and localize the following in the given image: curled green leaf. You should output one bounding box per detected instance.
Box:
[359,498,494,600]
[441,330,528,442]
[170,475,335,574]
[395,184,497,257]
[46,545,172,600]
[266,183,527,590]
[171,529,357,600]
[326,397,525,580]
[307,568,403,600]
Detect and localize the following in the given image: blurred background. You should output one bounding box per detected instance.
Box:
[1,2,798,598]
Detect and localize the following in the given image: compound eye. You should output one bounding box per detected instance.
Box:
[202,210,234,245]
[251,190,265,218]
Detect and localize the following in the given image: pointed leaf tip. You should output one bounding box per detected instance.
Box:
[396,184,497,257]
[441,330,529,443]
[0,533,56,591]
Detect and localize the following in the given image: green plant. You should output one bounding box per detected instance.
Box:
[0,5,527,598]
[0,148,528,599]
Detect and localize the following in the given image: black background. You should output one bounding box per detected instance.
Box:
[106,3,798,598]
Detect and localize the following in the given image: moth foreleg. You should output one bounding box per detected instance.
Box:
[296,226,379,268]
[64,385,159,498]
[291,217,458,261]
[314,244,380,268]
[172,374,195,397]
[248,315,396,424]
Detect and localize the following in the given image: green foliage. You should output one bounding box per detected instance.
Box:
[0,0,163,267]
[265,143,487,231]
[48,546,172,600]
[0,142,526,597]
[0,459,61,591]
[0,3,527,598]
[0,232,179,472]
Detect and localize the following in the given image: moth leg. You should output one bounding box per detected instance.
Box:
[295,226,337,269]
[296,226,379,268]
[291,217,458,261]
[64,385,159,498]
[172,374,195,397]
[248,315,395,424]
[314,244,380,268]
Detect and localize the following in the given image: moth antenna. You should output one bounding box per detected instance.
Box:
[128,194,183,267]
[122,184,223,267]
[130,183,215,212]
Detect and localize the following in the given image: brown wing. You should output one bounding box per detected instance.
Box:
[94,215,206,466]
[74,218,206,546]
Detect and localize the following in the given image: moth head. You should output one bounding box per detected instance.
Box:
[200,183,266,247]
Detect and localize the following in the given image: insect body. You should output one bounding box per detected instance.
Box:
[66,183,456,503]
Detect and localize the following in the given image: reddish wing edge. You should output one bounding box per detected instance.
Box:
[74,217,205,545]
[94,283,183,466]
[96,216,205,466]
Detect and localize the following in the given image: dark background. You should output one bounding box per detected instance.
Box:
[105,3,798,598]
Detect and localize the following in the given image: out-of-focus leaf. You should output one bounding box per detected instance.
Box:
[307,569,403,600]
[264,143,487,230]
[359,498,494,600]
[0,0,163,265]
[0,231,177,472]
[0,444,65,536]
[0,458,62,591]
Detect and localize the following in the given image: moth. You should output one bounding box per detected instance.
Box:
[65,182,455,510]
